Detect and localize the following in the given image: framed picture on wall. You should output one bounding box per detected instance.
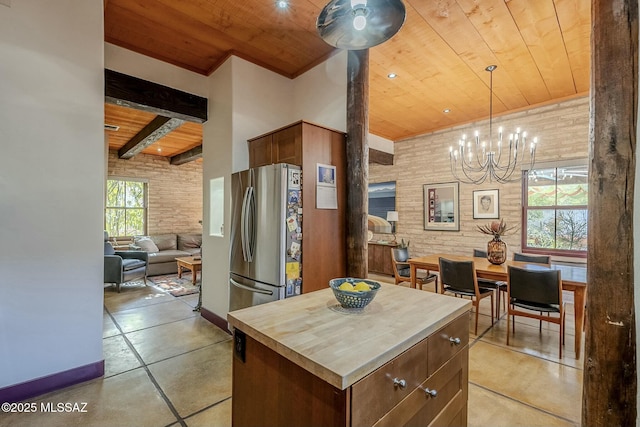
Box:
[473,189,499,219]
[423,182,459,231]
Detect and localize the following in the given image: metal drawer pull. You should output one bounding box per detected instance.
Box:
[424,388,438,398]
[393,378,407,389]
[449,337,461,345]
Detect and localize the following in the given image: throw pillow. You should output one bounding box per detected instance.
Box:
[135,237,159,253]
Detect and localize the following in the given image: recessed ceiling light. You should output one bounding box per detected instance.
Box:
[443,109,451,113]
[276,0,288,9]
[387,73,397,79]
[157,147,162,152]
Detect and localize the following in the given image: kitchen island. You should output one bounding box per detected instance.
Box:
[227,283,472,427]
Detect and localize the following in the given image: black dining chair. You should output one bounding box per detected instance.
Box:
[439,257,494,335]
[513,253,551,265]
[473,249,507,317]
[506,266,565,358]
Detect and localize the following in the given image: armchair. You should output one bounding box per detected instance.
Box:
[104,232,148,292]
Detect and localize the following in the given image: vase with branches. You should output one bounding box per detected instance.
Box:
[477,219,516,265]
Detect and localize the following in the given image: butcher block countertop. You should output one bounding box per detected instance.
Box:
[227,283,471,390]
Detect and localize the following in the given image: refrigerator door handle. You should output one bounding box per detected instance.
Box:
[240,186,252,262]
[246,186,255,262]
[230,278,273,295]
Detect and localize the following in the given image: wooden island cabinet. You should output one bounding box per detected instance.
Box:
[228,284,471,427]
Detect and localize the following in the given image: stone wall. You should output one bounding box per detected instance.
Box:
[107,151,203,235]
[369,96,589,261]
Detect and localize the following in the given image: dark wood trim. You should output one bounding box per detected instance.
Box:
[369,148,393,165]
[105,69,208,123]
[200,306,232,335]
[584,0,638,425]
[346,49,369,278]
[171,145,203,165]
[0,360,104,403]
[118,116,184,159]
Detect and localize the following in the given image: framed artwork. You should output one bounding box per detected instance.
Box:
[317,163,336,187]
[368,180,396,222]
[423,182,459,231]
[473,189,499,219]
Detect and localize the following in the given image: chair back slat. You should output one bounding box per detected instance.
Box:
[508,266,561,305]
[513,253,551,266]
[439,257,475,293]
[473,249,487,258]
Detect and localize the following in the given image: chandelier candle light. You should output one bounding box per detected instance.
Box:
[449,65,538,184]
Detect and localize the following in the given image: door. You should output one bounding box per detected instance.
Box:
[229,165,288,286]
[229,273,283,312]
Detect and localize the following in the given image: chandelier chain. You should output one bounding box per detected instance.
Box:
[449,65,537,185]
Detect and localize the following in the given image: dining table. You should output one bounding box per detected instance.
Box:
[408,253,587,359]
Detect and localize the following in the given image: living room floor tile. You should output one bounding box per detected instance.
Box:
[469,341,582,423]
[104,282,170,313]
[111,299,197,333]
[102,310,120,338]
[103,335,141,377]
[148,340,232,418]
[127,316,231,364]
[468,383,576,427]
[184,398,232,427]
[0,369,177,427]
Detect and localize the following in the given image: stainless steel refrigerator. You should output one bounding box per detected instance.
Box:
[229,163,303,311]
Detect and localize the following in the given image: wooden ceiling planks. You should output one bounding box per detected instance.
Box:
[505,0,576,99]
[103,0,591,152]
[554,0,591,93]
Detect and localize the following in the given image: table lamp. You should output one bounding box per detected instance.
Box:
[386,211,399,243]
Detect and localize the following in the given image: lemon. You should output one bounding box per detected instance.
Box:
[338,282,355,291]
[354,281,371,292]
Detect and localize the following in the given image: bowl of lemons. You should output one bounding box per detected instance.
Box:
[329,278,381,309]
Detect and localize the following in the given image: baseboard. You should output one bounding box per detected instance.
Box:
[200,306,232,335]
[0,360,104,403]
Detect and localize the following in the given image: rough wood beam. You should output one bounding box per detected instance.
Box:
[583,0,638,425]
[171,145,203,165]
[346,49,369,278]
[118,116,184,159]
[105,69,208,123]
[369,148,393,165]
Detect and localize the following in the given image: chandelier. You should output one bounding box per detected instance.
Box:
[449,65,538,184]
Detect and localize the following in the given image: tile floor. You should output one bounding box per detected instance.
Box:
[1,275,583,427]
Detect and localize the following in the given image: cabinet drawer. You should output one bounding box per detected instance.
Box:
[351,337,429,426]
[373,346,468,427]
[428,313,468,375]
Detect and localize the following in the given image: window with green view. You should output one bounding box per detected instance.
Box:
[523,163,588,256]
[105,179,147,238]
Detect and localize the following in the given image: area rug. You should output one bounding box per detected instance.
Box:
[149,273,200,297]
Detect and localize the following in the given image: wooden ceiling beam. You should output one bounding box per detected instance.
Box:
[170,145,203,165]
[118,116,184,159]
[105,69,208,123]
[369,148,393,165]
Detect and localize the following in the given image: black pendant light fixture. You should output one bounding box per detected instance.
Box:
[316,0,406,50]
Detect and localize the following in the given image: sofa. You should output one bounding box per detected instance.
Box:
[133,233,202,276]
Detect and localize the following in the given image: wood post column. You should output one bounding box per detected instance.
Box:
[346,49,369,278]
[584,0,638,425]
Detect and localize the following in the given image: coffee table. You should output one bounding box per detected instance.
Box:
[175,256,202,285]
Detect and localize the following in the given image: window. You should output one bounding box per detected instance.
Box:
[522,162,588,256]
[105,179,147,238]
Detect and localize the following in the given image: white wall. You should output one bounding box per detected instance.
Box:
[105,43,208,97]
[293,51,348,132]
[201,53,348,320]
[0,0,104,388]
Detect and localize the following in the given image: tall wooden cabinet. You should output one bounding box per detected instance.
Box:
[248,121,347,293]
